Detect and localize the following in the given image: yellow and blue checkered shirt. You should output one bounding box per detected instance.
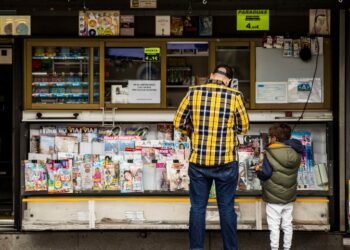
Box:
[173,79,249,167]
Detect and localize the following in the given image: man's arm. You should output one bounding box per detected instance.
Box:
[173,91,191,135]
[235,93,249,135]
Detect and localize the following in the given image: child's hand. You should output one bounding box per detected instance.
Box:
[254,164,262,173]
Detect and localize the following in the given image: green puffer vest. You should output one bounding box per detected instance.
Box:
[262,144,301,204]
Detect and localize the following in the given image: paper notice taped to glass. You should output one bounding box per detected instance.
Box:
[255,82,288,103]
[287,78,323,103]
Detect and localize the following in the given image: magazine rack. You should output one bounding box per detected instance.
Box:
[20,110,334,231]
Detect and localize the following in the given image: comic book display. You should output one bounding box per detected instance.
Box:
[24,160,48,192]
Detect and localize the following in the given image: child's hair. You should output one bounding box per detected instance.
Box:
[269,123,292,142]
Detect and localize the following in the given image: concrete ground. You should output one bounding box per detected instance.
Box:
[0,231,344,250]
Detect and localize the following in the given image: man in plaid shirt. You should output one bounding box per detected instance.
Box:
[174,65,249,250]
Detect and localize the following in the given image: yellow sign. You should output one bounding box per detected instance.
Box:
[144,47,160,61]
[237,9,269,31]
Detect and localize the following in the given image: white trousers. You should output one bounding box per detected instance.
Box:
[266,202,294,250]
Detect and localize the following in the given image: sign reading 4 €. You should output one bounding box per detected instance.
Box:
[237,9,270,31]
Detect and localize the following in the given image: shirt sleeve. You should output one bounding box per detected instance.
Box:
[235,93,249,135]
[173,91,191,133]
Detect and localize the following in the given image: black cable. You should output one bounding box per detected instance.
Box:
[292,10,323,131]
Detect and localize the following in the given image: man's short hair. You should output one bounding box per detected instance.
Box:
[269,123,292,142]
[213,64,234,79]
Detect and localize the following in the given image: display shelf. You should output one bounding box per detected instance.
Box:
[32,56,89,60]
[32,93,89,98]
[32,82,89,87]
[32,72,89,76]
[166,54,209,57]
[166,85,190,89]
[22,110,333,123]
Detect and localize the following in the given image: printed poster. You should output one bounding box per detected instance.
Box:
[255,82,288,103]
[288,78,323,103]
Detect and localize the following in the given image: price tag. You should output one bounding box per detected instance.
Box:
[237,10,269,31]
[144,47,160,62]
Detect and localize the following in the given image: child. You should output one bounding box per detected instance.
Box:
[255,123,303,250]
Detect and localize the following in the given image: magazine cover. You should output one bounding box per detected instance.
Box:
[155,163,169,191]
[104,136,119,154]
[39,135,55,154]
[142,147,156,164]
[131,161,143,192]
[157,123,174,140]
[103,159,120,191]
[92,159,104,190]
[81,155,97,191]
[291,131,316,190]
[174,142,191,162]
[40,126,57,135]
[143,163,156,191]
[237,146,261,191]
[166,160,189,191]
[55,136,78,153]
[161,140,174,149]
[118,140,136,152]
[124,125,150,139]
[47,160,73,193]
[156,148,175,162]
[97,126,121,141]
[136,140,163,148]
[120,15,135,36]
[170,16,184,36]
[174,129,191,143]
[67,126,98,143]
[155,16,170,36]
[79,10,120,36]
[30,135,40,153]
[198,16,213,36]
[123,150,142,162]
[72,160,83,192]
[183,16,198,36]
[24,160,48,192]
[120,161,133,193]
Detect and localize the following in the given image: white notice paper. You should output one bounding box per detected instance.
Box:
[288,78,323,103]
[128,80,161,103]
[255,82,288,103]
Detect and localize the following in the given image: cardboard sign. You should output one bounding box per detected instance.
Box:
[237,9,269,31]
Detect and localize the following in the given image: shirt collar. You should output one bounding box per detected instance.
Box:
[206,79,226,86]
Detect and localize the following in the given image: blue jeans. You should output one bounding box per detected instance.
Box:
[188,161,239,250]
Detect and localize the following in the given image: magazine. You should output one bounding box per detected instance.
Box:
[155,148,175,162]
[120,15,135,36]
[166,160,189,191]
[198,16,213,36]
[155,162,169,191]
[237,146,261,191]
[104,137,119,154]
[55,136,78,153]
[170,16,183,36]
[143,163,156,191]
[183,16,198,36]
[30,135,40,153]
[103,159,120,191]
[92,158,104,191]
[142,147,156,164]
[174,142,191,162]
[120,160,143,192]
[47,160,73,193]
[72,159,83,192]
[157,123,174,140]
[291,131,316,190]
[39,135,55,154]
[24,160,48,192]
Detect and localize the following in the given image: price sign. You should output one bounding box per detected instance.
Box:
[144,47,160,62]
[237,10,269,31]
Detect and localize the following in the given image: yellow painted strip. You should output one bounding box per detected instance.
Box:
[295,198,329,203]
